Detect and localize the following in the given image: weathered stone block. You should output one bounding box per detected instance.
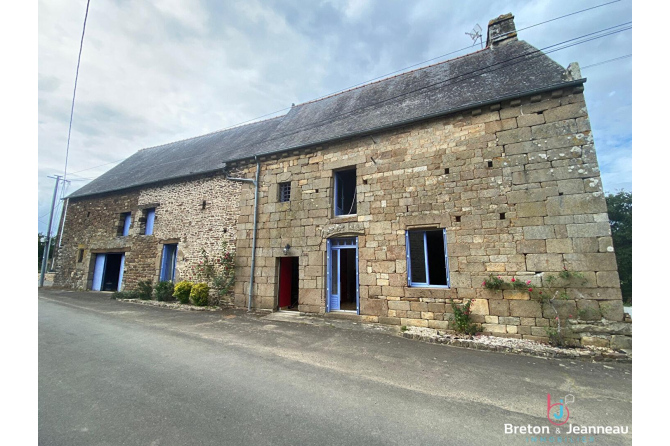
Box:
[489,299,510,316]
[516,202,547,218]
[497,127,531,145]
[542,103,587,123]
[523,226,555,240]
[526,254,564,271]
[516,113,545,127]
[581,336,609,348]
[510,300,542,318]
[546,239,573,253]
[563,253,618,271]
[503,290,530,300]
[566,222,611,238]
[388,300,410,311]
[482,323,507,334]
[576,300,601,321]
[596,271,620,288]
[599,300,624,322]
[546,194,607,216]
[610,335,632,350]
[517,240,547,254]
[499,316,520,325]
[470,299,490,315]
[379,316,401,326]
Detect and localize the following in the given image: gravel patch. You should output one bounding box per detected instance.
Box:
[402,326,631,362]
[115,298,220,312]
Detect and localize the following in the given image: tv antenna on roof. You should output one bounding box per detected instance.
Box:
[466,24,483,49]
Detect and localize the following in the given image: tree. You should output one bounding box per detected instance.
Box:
[605,191,632,304]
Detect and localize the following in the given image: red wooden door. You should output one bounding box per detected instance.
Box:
[278,257,293,308]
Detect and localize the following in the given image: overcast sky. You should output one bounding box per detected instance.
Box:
[37,0,633,235]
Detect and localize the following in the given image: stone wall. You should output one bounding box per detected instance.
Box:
[55,172,241,292]
[232,86,629,348]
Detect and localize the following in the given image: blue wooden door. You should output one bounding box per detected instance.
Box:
[117,254,125,291]
[326,237,358,313]
[160,244,178,282]
[92,254,106,291]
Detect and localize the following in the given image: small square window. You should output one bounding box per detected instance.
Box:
[406,229,449,287]
[334,168,357,216]
[279,182,291,202]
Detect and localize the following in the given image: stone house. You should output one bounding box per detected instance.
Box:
[54,14,630,348]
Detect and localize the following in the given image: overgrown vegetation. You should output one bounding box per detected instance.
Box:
[173,281,193,304]
[190,283,210,306]
[154,281,175,302]
[189,242,236,305]
[450,300,479,335]
[136,280,154,300]
[606,190,632,304]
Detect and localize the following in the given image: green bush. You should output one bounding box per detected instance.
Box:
[136,280,154,300]
[173,281,194,304]
[154,281,175,302]
[190,283,210,306]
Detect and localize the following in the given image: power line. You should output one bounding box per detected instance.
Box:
[243,23,632,156]
[581,54,632,69]
[66,4,627,178]
[62,23,631,177]
[517,0,622,33]
[62,0,91,186]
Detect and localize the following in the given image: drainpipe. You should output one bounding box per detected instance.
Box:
[223,157,260,311]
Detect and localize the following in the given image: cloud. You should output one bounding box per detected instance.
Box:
[38,0,633,234]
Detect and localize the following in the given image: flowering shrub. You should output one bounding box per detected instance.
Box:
[482,275,504,289]
[450,299,479,335]
[173,281,194,304]
[482,275,531,291]
[186,242,235,305]
[190,283,210,306]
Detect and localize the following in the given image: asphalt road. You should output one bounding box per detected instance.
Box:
[39,289,632,445]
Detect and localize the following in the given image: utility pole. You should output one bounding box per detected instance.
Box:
[40,175,61,287]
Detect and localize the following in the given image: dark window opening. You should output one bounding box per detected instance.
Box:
[455,216,461,223]
[444,168,449,174]
[334,168,357,216]
[202,200,207,210]
[279,182,291,202]
[487,160,493,168]
[406,229,449,287]
[77,249,84,263]
[500,212,506,220]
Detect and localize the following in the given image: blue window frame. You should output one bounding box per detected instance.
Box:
[144,208,156,235]
[334,168,357,216]
[120,212,131,236]
[405,229,449,287]
[160,244,178,282]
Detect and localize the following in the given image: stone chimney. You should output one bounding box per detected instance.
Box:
[486,13,517,47]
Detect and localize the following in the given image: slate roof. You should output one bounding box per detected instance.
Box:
[69,39,584,199]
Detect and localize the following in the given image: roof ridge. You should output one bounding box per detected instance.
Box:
[295,45,491,107]
[138,113,287,152]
